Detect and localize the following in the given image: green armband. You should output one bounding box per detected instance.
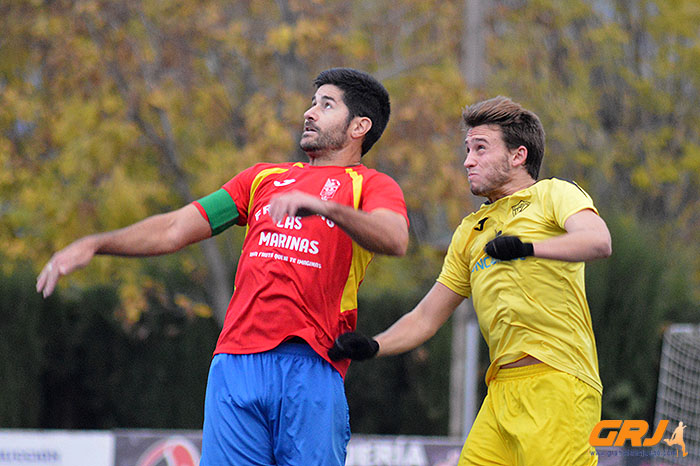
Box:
[197,189,240,236]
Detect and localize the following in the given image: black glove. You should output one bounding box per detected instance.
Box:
[485,235,534,260]
[328,332,379,361]
[294,207,315,217]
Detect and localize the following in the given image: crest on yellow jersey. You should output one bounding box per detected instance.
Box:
[511,200,531,216]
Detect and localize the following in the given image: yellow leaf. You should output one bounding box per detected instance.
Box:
[267,25,294,54]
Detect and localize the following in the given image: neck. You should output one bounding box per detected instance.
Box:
[487,175,536,202]
[306,145,362,167]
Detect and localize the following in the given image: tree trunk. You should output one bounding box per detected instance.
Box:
[461,0,485,89]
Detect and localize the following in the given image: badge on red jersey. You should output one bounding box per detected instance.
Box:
[320,178,341,200]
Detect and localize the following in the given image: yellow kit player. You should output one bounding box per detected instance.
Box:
[329,96,612,465]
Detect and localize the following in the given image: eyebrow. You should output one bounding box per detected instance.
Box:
[312,94,338,104]
[466,136,490,144]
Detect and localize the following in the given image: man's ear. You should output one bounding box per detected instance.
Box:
[350,116,372,140]
[512,145,528,168]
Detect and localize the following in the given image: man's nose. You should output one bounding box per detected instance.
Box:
[304,105,317,121]
[464,152,475,168]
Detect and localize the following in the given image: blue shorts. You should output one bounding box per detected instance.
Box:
[200,342,350,466]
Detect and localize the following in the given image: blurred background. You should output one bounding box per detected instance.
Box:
[1,0,699,441]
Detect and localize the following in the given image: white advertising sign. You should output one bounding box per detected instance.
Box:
[0,430,114,466]
[346,435,462,466]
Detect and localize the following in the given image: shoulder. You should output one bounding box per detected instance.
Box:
[352,165,403,190]
[538,177,588,192]
[222,163,299,193]
[253,161,300,173]
[536,178,598,222]
[231,162,296,178]
[244,162,302,181]
[531,177,593,200]
[351,165,395,180]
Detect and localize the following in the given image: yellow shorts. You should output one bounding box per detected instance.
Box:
[459,363,601,466]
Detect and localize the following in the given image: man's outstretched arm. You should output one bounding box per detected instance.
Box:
[36,204,211,297]
[329,282,464,361]
[374,282,464,356]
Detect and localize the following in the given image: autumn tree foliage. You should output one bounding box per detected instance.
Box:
[1,0,473,324]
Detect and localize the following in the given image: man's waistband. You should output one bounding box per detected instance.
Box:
[271,337,318,358]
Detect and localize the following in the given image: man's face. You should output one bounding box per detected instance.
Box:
[463,124,513,199]
[300,84,352,156]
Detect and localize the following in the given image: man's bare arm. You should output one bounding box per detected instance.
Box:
[328,282,464,361]
[36,204,211,297]
[375,282,465,356]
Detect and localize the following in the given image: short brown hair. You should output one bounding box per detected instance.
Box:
[462,96,545,179]
[314,68,390,156]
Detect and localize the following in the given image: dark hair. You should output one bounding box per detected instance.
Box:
[462,96,545,179]
[314,68,390,156]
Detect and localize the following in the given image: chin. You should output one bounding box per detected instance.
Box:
[301,144,319,154]
[301,147,325,159]
[470,187,488,197]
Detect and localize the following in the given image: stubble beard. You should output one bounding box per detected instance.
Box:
[300,120,350,156]
[469,153,513,198]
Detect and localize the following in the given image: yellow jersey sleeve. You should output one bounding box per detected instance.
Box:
[547,179,598,228]
[436,219,473,298]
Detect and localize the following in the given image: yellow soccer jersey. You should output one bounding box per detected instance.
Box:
[437,178,603,393]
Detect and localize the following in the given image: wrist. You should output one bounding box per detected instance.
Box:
[320,200,344,220]
[88,232,109,255]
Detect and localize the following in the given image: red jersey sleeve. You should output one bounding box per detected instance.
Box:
[359,171,409,227]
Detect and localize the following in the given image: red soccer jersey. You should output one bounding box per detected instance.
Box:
[193,162,408,377]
